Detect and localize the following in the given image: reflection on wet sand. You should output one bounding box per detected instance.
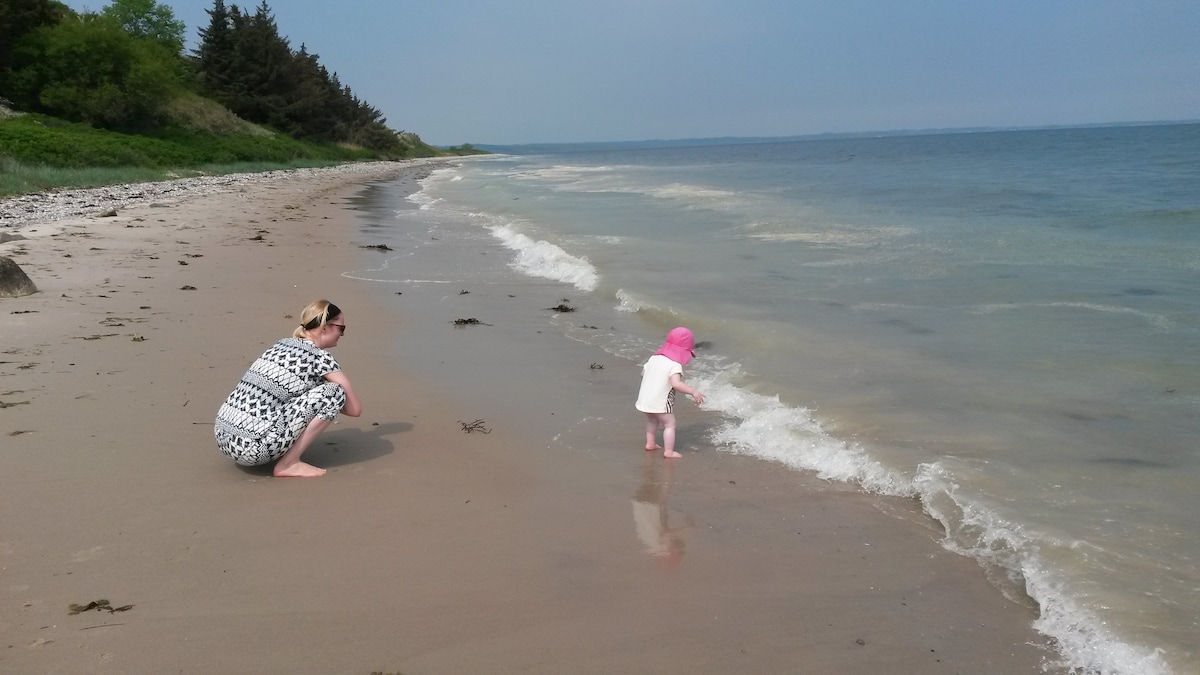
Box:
[631,457,687,571]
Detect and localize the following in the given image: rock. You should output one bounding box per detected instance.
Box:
[0,232,28,243]
[0,256,38,297]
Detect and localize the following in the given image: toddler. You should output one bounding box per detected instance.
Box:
[635,327,706,458]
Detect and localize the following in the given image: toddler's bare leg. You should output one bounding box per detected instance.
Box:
[644,412,662,450]
[661,413,681,458]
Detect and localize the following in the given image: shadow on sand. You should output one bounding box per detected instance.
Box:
[236,421,413,476]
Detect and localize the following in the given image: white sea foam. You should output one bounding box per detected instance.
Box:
[697,365,911,495]
[911,463,1173,674]
[697,365,1173,675]
[488,223,598,291]
[746,225,915,247]
[408,165,460,210]
[614,289,656,313]
[512,164,628,192]
[970,301,1174,331]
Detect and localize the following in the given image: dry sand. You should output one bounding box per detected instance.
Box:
[1,163,1061,673]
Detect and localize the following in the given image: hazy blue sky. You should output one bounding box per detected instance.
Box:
[65,1,1200,145]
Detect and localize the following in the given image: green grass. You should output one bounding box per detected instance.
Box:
[0,114,385,197]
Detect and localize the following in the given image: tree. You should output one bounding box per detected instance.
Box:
[9,14,184,130]
[0,0,69,100]
[101,0,186,55]
[189,0,406,153]
[194,0,235,96]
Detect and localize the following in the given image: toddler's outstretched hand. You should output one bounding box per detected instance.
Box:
[692,391,706,405]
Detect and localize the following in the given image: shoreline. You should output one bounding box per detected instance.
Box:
[1,163,1060,673]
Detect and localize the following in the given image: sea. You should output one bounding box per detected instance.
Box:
[354,124,1200,674]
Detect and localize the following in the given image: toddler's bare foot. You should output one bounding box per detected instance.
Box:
[663,450,682,459]
[645,444,662,452]
[274,461,327,477]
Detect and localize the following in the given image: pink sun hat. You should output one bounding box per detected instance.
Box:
[654,327,696,365]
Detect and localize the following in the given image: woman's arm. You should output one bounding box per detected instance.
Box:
[669,373,705,405]
[324,370,362,417]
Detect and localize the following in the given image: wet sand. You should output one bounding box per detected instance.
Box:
[0,162,1060,673]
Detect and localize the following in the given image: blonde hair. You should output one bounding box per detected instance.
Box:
[292,299,341,338]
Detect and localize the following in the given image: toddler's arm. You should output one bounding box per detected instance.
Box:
[669,373,705,405]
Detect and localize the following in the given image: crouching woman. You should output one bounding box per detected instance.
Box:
[215,299,361,477]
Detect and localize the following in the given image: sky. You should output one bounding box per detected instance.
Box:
[63,0,1200,146]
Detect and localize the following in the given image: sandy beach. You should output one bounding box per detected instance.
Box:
[1,163,1060,673]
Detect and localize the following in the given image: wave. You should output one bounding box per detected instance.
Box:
[970,301,1174,331]
[914,462,1172,675]
[699,364,911,494]
[614,288,658,314]
[407,165,460,210]
[488,223,598,291]
[693,363,1172,675]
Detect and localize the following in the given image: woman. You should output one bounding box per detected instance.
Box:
[215,299,361,477]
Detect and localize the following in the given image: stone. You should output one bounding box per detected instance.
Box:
[0,256,38,297]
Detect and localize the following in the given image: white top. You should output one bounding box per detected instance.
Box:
[635,354,683,414]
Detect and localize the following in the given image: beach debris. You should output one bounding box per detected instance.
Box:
[248,234,264,241]
[458,289,470,295]
[177,260,188,265]
[0,399,31,408]
[360,244,393,251]
[131,336,146,342]
[180,285,197,290]
[11,309,38,314]
[98,208,118,217]
[9,430,34,436]
[75,333,119,340]
[590,363,604,369]
[68,599,134,615]
[452,317,491,327]
[0,256,38,298]
[458,419,491,434]
[546,303,576,313]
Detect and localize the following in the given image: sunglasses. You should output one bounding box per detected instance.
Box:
[329,323,346,335]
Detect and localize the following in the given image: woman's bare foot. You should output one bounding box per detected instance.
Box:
[663,450,682,459]
[646,444,663,452]
[273,461,327,477]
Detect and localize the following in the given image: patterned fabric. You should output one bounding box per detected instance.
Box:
[214,338,344,466]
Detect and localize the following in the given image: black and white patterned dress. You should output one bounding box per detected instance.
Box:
[214,337,346,466]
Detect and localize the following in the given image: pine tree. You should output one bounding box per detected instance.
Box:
[194,0,235,99]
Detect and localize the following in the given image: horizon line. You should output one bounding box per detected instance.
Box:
[459,118,1200,150]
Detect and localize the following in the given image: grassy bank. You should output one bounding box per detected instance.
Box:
[0,109,473,198]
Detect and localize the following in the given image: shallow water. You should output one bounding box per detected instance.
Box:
[351,124,1200,674]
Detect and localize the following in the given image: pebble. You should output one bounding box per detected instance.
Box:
[0,161,431,230]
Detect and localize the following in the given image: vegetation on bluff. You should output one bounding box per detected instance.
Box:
[0,0,483,197]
